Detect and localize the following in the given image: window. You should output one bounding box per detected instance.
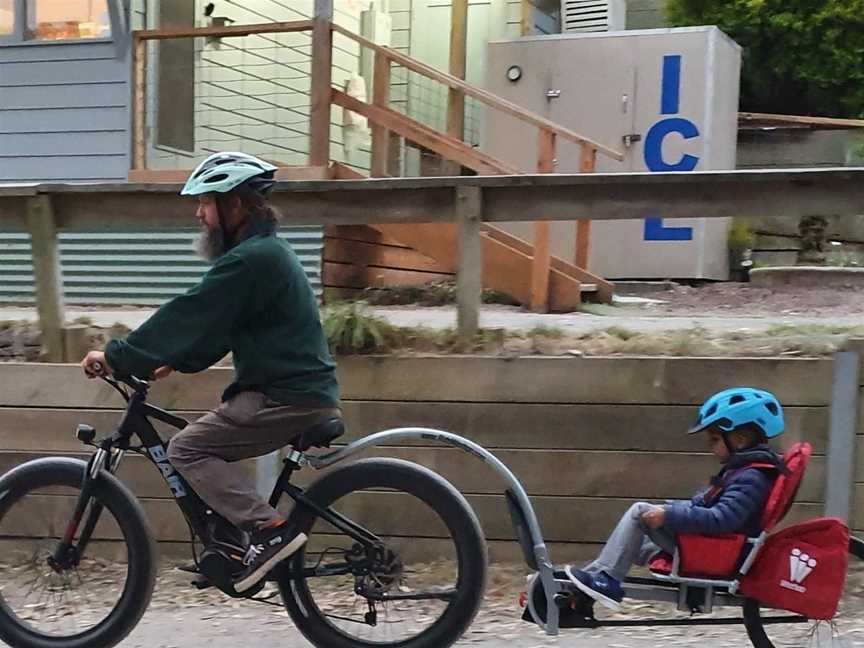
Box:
[26,0,111,40]
[1,0,115,42]
[0,0,14,34]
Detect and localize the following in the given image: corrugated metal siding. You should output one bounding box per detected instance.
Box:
[0,228,323,305]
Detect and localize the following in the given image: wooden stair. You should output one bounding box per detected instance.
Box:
[323,164,613,312]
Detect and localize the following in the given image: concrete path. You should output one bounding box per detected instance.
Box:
[2,305,861,335]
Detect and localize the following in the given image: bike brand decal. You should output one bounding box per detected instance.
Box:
[780,547,818,594]
[147,445,188,498]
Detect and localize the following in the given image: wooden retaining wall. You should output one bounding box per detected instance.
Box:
[0,356,841,565]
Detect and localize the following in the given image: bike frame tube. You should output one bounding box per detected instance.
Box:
[113,393,214,540]
[306,427,564,635]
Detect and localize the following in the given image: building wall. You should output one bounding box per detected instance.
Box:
[144,0,367,172]
[0,2,326,305]
[737,128,861,170]
[0,41,129,182]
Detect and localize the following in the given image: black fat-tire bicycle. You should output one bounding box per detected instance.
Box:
[0,373,487,648]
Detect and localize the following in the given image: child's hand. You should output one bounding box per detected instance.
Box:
[641,506,666,529]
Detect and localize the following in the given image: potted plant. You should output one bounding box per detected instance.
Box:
[728,218,755,282]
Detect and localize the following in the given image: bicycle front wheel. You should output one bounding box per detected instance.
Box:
[0,457,156,648]
[279,458,487,648]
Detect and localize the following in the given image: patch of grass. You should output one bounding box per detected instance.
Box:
[481,289,520,307]
[526,325,564,339]
[108,322,131,339]
[763,323,861,337]
[603,326,638,341]
[321,301,396,354]
[667,326,712,356]
[361,281,520,308]
[579,303,616,316]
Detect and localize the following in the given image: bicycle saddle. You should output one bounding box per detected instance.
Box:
[292,417,345,452]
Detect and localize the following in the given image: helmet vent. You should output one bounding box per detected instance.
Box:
[706,404,718,416]
[765,402,779,415]
[203,173,229,184]
[729,394,745,405]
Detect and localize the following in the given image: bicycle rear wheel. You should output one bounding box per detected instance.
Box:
[279,458,487,648]
[743,537,864,648]
[0,458,156,648]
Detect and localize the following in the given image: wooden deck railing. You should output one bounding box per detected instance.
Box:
[130,18,625,313]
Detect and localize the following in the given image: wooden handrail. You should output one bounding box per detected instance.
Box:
[134,20,314,41]
[739,112,864,129]
[331,23,624,161]
[332,89,518,175]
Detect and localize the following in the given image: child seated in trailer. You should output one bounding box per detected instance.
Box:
[564,387,786,611]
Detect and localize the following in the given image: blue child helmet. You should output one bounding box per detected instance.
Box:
[689,387,784,439]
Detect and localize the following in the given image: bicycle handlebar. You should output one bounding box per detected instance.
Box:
[93,362,150,395]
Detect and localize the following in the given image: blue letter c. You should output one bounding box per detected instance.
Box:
[644,117,700,172]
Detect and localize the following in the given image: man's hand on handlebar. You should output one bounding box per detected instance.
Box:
[152,365,174,380]
[81,351,173,382]
[82,351,111,379]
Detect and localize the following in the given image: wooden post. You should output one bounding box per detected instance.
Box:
[447,0,467,143]
[530,129,555,313]
[132,34,146,170]
[456,185,482,340]
[309,1,334,167]
[62,325,90,364]
[520,0,532,36]
[440,0,468,177]
[575,143,597,269]
[24,195,65,363]
[370,51,391,177]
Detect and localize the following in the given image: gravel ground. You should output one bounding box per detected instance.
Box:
[3,560,862,648]
[648,283,864,317]
[3,283,864,337]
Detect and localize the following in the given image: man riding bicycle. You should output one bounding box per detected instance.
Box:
[82,152,340,592]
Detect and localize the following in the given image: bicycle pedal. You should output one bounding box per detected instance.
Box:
[177,562,201,575]
[191,574,213,590]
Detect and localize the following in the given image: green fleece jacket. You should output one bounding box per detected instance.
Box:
[105,223,338,406]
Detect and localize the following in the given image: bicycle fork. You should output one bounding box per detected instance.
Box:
[50,448,126,570]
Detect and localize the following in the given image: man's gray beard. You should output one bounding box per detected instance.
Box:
[194,223,226,261]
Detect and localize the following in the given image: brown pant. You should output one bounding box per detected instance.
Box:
[167,390,340,530]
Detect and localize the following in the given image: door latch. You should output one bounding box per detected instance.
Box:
[623,133,642,147]
[545,89,561,99]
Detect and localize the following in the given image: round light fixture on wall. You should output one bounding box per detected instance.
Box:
[506,64,522,82]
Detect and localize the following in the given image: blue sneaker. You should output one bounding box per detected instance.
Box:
[563,566,623,611]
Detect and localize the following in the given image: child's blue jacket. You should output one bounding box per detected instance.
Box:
[664,444,785,537]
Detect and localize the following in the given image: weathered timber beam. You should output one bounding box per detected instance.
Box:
[1,169,862,227]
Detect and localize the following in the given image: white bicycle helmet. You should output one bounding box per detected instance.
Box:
[181,152,277,196]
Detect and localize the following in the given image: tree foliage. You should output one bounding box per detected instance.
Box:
[664,0,864,117]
